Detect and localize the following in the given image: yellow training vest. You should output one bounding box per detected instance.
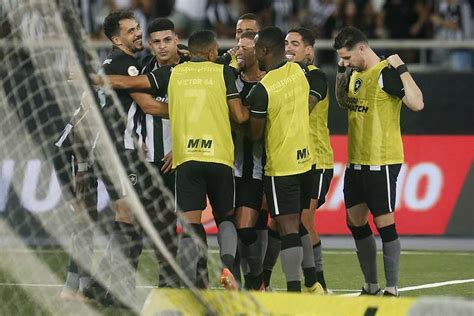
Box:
[168,61,234,168]
[260,62,312,176]
[308,65,334,169]
[347,60,404,165]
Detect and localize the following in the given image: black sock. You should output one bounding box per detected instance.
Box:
[287,280,301,292]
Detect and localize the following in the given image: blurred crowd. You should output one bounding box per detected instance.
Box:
[76,0,473,69]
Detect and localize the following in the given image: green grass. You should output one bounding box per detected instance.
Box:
[0,248,472,315]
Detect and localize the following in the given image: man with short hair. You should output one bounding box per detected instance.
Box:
[233,30,266,290]
[286,27,333,292]
[139,17,182,288]
[85,10,169,306]
[220,13,261,68]
[333,26,424,297]
[247,26,318,292]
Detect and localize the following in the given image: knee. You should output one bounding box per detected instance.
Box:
[347,222,373,240]
[237,227,258,246]
[377,224,398,243]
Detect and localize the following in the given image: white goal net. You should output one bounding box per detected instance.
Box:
[0,1,263,314]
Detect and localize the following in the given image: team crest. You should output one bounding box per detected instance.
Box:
[354,78,363,94]
[128,173,138,185]
[128,66,139,76]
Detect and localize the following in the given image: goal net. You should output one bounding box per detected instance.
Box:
[0,1,263,314]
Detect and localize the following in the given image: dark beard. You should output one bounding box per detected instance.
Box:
[258,61,266,72]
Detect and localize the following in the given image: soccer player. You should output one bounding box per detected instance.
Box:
[333,26,424,296]
[58,103,99,301]
[219,13,261,68]
[139,17,183,288]
[149,30,249,289]
[85,10,169,306]
[102,30,249,289]
[233,30,266,290]
[247,26,316,292]
[285,27,333,292]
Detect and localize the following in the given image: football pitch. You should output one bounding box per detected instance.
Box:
[0,247,472,315]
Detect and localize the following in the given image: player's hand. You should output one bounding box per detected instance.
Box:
[161,151,173,174]
[178,48,190,58]
[387,54,405,69]
[142,142,149,153]
[75,171,89,201]
[90,73,104,86]
[227,46,238,57]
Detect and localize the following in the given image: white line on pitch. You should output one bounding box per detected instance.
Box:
[207,249,474,256]
[1,249,472,256]
[343,278,474,296]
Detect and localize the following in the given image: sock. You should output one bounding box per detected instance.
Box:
[79,277,92,293]
[238,227,263,281]
[195,224,209,289]
[256,229,268,264]
[262,228,281,287]
[233,246,242,286]
[280,233,303,292]
[155,223,179,288]
[378,224,400,289]
[108,222,142,298]
[349,224,378,289]
[300,227,317,287]
[64,272,79,290]
[218,220,237,270]
[178,225,201,285]
[313,242,327,289]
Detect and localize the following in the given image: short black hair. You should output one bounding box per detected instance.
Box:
[239,30,257,41]
[188,30,216,55]
[287,27,315,47]
[103,10,135,40]
[256,26,285,55]
[238,13,259,22]
[147,18,175,35]
[333,26,368,50]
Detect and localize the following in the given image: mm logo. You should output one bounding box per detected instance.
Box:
[187,138,213,151]
[296,147,309,160]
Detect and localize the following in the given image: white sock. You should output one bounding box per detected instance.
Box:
[364,282,380,293]
[384,286,398,295]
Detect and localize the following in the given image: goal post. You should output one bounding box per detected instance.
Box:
[0,1,264,315]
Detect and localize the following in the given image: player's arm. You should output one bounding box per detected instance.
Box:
[386,54,424,111]
[224,65,249,123]
[105,74,151,90]
[307,68,328,112]
[246,83,268,141]
[335,60,352,109]
[130,92,168,118]
[72,116,92,199]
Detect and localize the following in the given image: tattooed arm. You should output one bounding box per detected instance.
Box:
[335,60,352,109]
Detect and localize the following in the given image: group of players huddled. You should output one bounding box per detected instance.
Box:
[60,7,424,308]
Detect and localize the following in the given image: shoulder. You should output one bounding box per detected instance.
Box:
[103,49,140,75]
[309,67,328,81]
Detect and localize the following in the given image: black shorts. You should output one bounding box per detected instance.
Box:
[235,177,263,210]
[264,170,312,218]
[151,161,175,195]
[99,150,153,205]
[309,166,334,208]
[175,161,235,215]
[343,164,402,217]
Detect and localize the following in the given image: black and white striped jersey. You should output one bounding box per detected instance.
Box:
[102,47,144,151]
[139,56,172,162]
[233,72,264,180]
